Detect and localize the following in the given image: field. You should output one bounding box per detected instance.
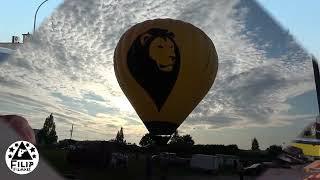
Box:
[38,147,249,180]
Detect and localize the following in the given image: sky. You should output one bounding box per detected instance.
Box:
[0,0,319,150]
[0,0,63,42]
[257,0,320,60]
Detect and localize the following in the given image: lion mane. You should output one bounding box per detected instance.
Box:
[127,28,180,111]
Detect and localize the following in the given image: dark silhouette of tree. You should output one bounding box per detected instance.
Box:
[139,133,154,147]
[115,127,125,144]
[180,134,195,146]
[169,131,194,146]
[267,145,282,156]
[251,137,260,151]
[38,113,58,145]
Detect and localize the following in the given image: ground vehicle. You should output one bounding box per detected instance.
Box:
[0,47,14,61]
[152,152,177,161]
[244,163,266,176]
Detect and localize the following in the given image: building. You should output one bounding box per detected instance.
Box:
[0,33,32,50]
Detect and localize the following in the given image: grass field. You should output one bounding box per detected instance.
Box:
[38,148,240,180]
[38,147,73,175]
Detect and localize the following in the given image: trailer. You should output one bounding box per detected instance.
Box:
[190,154,220,171]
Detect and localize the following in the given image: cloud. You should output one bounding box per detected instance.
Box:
[0,0,313,144]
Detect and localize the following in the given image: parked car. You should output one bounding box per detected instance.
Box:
[243,163,266,176]
[152,152,176,161]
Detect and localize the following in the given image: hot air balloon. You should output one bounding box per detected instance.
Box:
[114,19,218,145]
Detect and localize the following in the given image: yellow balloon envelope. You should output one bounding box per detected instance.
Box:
[114,19,218,138]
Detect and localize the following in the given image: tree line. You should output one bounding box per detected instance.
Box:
[37,113,283,157]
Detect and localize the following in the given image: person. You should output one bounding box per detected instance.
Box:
[0,115,63,180]
[146,154,153,180]
[234,159,238,169]
[159,155,168,180]
[0,115,36,144]
[238,162,244,180]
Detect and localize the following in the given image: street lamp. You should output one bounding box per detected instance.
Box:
[33,0,49,34]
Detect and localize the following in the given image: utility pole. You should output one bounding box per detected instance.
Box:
[70,124,73,139]
[33,0,49,34]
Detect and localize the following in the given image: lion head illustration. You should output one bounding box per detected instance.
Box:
[127,28,180,111]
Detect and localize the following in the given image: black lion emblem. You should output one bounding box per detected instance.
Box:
[127,28,180,111]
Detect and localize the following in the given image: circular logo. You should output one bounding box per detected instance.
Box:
[5,141,39,175]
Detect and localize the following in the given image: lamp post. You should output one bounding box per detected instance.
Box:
[33,0,49,34]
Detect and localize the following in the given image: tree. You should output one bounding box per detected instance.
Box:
[180,134,195,146]
[38,113,58,145]
[169,131,181,145]
[139,133,154,147]
[115,127,125,144]
[226,145,239,155]
[267,145,282,156]
[169,131,194,146]
[251,137,260,151]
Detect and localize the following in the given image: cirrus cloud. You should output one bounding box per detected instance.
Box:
[0,0,313,145]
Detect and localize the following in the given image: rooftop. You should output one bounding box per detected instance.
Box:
[0,33,32,50]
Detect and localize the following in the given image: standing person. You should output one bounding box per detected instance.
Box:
[0,115,36,144]
[0,115,64,180]
[146,155,153,180]
[160,155,168,180]
[239,162,244,180]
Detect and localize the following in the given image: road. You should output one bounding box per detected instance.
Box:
[256,165,306,180]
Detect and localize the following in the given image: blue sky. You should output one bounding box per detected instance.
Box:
[0,0,319,149]
[257,0,320,59]
[0,0,63,42]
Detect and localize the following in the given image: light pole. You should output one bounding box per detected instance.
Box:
[33,0,49,34]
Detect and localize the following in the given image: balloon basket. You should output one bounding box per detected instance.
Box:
[151,134,171,146]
